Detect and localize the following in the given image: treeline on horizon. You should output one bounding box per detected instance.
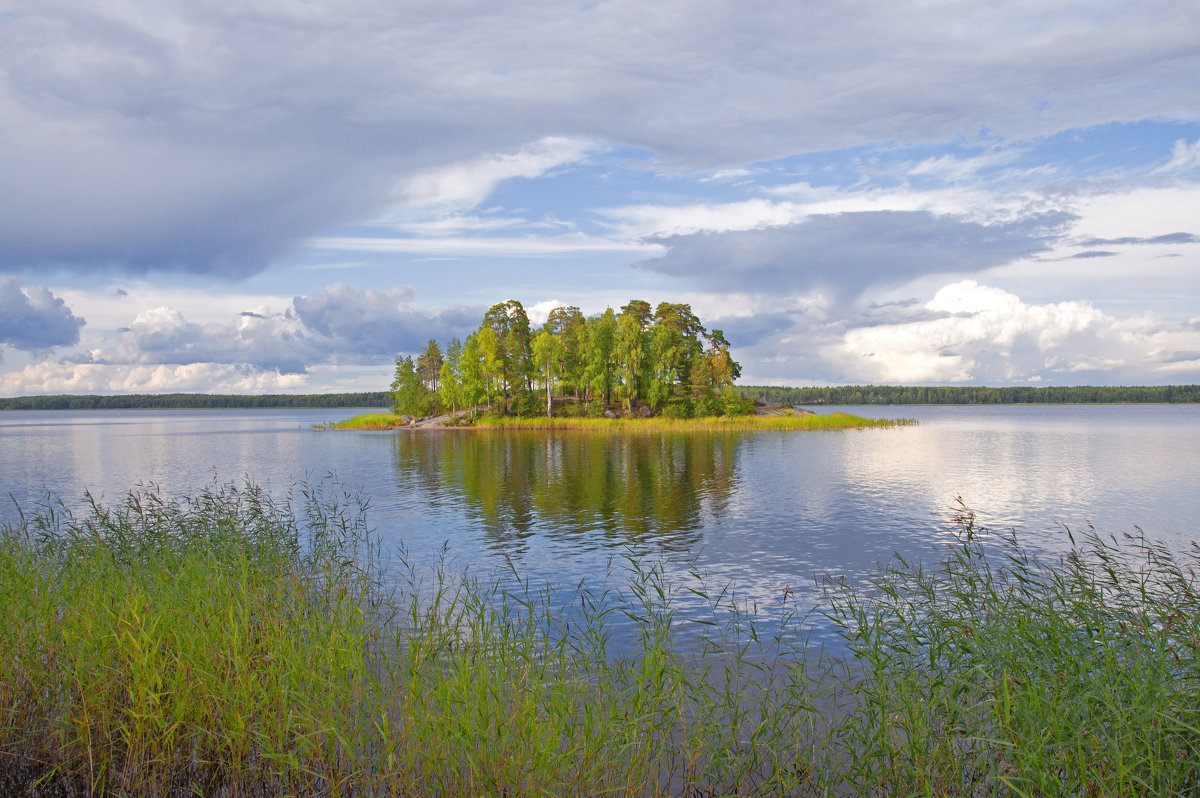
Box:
[393,299,747,419]
[741,384,1200,405]
[0,392,392,411]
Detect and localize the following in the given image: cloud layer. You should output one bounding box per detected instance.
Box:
[636,211,1074,302]
[3,1,1199,276]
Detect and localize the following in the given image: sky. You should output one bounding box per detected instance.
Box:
[2,0,1199,395]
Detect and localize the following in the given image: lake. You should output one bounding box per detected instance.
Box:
[3,404,1198,642]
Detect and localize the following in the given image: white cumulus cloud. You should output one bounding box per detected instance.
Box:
[833,281,1199,384]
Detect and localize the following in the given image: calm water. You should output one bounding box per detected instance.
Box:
[3,405,1198,640]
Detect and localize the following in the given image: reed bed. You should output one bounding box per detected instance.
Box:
[2,484,1197,796]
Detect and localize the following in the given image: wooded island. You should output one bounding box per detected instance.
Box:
[392,299,747,420]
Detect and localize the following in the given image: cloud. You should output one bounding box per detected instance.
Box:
[106,305,313,374]
[0,277,85,353]
[598,199,807,239]
[0,362,311,396]
[706,312,800,348]
[292,284,480,354]
[3,2,1198,276]
[635,210,1074,302]
[80,284,483,376]
[306,234,661,257]
[398,137,596,212]
[830,281,1200,384]
[1076,232,1200,247]
[1154,139,1200,174]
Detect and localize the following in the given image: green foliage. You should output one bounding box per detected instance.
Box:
[663,397,694,419]
[384,298,754,422]
[532,327,565,416]
[416,338,443,393]
[720,387,754,416]
[511,389,542,418]
[585,307,618,406]
[437,337,464,413]
[391,355,436,416]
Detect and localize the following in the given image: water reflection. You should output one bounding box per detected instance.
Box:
[391,430,744,554]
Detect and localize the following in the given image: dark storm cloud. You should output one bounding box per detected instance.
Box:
[635,210,1074,301]
[0,277,85,353]
[706,312,800,348]
[2,2,1198,276]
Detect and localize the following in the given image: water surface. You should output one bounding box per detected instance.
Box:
[3,405,1198,640]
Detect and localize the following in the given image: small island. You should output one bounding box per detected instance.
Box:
[327,298,913,431]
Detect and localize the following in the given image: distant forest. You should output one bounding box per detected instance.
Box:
[740,384,1200,405]
[0,392,391,411]
[6,384,1198,412]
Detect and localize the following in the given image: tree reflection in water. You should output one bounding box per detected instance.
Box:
[390,430,744,556]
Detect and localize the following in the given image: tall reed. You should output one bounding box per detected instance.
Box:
[3,483,1197,795]
[820,504,1200,795]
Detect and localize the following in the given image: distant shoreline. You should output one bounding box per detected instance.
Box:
[4,383,1199,411]
[0,392,391,411]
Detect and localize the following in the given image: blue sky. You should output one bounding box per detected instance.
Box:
[2,0,1199,394]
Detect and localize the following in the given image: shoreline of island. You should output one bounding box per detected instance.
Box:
[321,407,916,432]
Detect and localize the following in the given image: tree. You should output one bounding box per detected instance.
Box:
[691,329,745,416]
[438,337,463,413]
[460,333,486,414]
[614,309,646,413]
[583,308,617,408]
[476,325,503,411]
[532,328,566,416]
[547,305,587,399]
[651,302,705,399]
[417,339,443,394]
[482,299,533,406]
[391,355,432,416]
[620,299,652,329]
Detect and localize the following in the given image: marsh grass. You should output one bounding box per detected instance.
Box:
[820,504,1200,796]
[319,412,410,430]
[467,411,913,432]
[0,482,825,796]
[323,409,914,432]
[2,485,1197,796]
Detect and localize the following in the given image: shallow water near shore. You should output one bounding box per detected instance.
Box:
[3,404,1199,645]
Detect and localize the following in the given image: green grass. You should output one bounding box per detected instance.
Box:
[323,409,914,431]
[465,410,913,432]
[2,484,1197,795]
[318,411,411,430]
